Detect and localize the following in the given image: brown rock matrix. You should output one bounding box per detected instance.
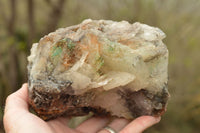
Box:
[28,19,169,120]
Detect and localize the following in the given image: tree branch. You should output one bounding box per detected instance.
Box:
[44,0,66,34]
[44,0,54,8]
[0,0,8,24]
[8,0,16,35]
[7,0,21,92]
[27,0,35,51]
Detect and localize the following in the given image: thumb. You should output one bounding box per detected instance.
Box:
[3,83,29,132]
[4,83,29,113]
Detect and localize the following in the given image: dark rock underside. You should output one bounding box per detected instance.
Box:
[29,86,169,120]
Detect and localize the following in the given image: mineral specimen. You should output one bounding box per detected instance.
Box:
[28,19,169,120]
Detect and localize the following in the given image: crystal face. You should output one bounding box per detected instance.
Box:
[28,19,169,120]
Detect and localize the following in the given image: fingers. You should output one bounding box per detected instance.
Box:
[97,116,160,133]
[14,83,29,102]
[48,117,70,129]
[3,83,30,132]
[4,83,29,113]
[120,116,161,133]
[76,117,110,133]
[98,118,130,133]
[48,117,74,133]
[56,117,70,125]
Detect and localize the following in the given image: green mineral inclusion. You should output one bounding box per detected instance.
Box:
[51,38,76,58]
[52,46,62,57]
[95,55,104,70]
[66,38,76,50]
[108,45,114,51]
[105,39,117,52]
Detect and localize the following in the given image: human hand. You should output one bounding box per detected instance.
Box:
[3,83,160,133]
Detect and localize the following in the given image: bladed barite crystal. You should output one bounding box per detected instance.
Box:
[28,19,169,120]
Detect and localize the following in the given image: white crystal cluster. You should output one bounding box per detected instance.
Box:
[28,19,168,94]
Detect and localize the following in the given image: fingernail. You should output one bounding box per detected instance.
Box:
[155,116,161,122]
[22,83,27,88]
[22,84,25,88]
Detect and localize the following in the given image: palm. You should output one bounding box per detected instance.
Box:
[22,114,75,133]
[24,112,109,133]
[13,109,111,133]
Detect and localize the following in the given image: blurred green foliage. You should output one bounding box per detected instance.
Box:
[0,0,200,132]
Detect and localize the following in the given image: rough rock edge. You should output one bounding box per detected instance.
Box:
[29,84,169,120]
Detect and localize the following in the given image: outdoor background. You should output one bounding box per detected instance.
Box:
[0,0,200,132]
